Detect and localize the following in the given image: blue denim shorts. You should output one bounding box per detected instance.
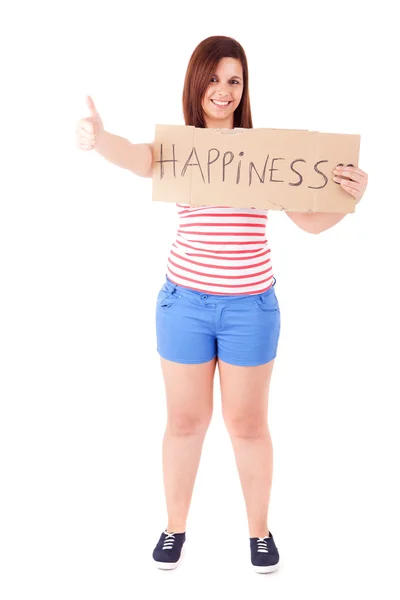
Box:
[155,276,281,366]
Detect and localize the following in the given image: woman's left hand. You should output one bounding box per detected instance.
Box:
[333,165,368,203]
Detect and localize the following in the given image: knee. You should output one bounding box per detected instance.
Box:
[167,411,211,436]
[223,413,268,439]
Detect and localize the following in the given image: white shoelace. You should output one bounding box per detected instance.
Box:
[257,536,270,553]
[162,532,175,551]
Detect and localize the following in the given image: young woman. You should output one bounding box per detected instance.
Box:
[76,36,368,574]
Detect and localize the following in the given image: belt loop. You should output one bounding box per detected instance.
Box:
[166,274,178,292]
[272,277,277,287]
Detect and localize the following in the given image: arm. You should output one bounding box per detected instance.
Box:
[286,165,369,234]
[95,132,154,178]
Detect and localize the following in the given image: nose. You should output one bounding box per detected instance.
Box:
[215,83,230,97]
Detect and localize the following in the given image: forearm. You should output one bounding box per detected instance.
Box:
[287,211,347,234]
[95,131,153,177]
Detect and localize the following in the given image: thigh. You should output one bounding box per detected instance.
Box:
[217,288,281,367]
[156,288,216,365]
[160,357,217,429]
[218,358,275,430]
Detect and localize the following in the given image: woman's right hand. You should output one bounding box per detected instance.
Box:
[76,95,104,151]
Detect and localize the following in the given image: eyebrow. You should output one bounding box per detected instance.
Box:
[213,74,243,80]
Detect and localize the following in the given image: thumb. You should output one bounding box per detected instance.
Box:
[86,95,99,118]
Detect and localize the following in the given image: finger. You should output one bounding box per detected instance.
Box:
[340,182,360,198]
[333,176,359,188]
[335,166,367,180]
[339,179,359,192]
[76,131,95,144]
[79,133,96,144]
[77,119,95,132]
[334,169,363,183]
[78,121,96,135]
[86,95,98,118]
[79,143,95,151]
[76,124,95,140]
[353,167,368,178]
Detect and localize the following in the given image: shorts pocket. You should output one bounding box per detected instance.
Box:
[253,289,280,313]
[157,288,180,308]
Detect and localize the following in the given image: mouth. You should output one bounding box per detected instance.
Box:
[211,99,232,108]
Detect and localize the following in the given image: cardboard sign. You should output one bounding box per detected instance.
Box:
[152,125,360,213]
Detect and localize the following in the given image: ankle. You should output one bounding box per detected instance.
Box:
[249,529,270,538]
[166,525,186,534]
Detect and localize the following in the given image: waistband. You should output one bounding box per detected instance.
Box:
[163,275,276,299]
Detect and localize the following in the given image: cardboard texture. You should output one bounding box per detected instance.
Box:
[152,125,360,213]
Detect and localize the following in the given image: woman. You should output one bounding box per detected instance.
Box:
[76,35,368,574]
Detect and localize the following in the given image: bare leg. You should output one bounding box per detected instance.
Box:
[160,357,217,532]
[219,358,275,538]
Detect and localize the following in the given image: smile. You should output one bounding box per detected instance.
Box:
[211,100,231,107]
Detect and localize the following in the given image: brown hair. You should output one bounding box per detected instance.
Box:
[182,36,253,129]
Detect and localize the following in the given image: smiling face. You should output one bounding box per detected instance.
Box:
[201,57,244,129]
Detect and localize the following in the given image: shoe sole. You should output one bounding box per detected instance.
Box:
[153,559,180,570]
[153,546,185,570]
[253,562,280,574]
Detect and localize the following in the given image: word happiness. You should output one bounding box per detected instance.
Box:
[155,144,351,189]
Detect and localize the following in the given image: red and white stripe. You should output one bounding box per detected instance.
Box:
[166,204,275,295]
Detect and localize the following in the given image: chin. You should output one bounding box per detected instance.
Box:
[208,110,235,121]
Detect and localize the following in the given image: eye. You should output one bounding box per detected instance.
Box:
[210,76,218,83]
[230,80,240,85]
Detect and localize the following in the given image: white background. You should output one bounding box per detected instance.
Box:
[1,0,399,598]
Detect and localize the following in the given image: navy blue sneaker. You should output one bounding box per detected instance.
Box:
[152,530,186,570]
[250,531,280,573]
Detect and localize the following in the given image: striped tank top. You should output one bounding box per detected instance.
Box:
[166,203,274,295]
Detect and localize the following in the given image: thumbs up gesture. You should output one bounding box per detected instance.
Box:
[76,95,105,150]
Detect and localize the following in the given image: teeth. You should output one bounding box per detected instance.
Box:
[212,100,230,106]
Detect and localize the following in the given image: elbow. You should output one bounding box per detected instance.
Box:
[306,213,347,234]
[305,226,324,235]
[307,223,334,234]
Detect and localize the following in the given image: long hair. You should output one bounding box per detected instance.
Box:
[182,36,253,129]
